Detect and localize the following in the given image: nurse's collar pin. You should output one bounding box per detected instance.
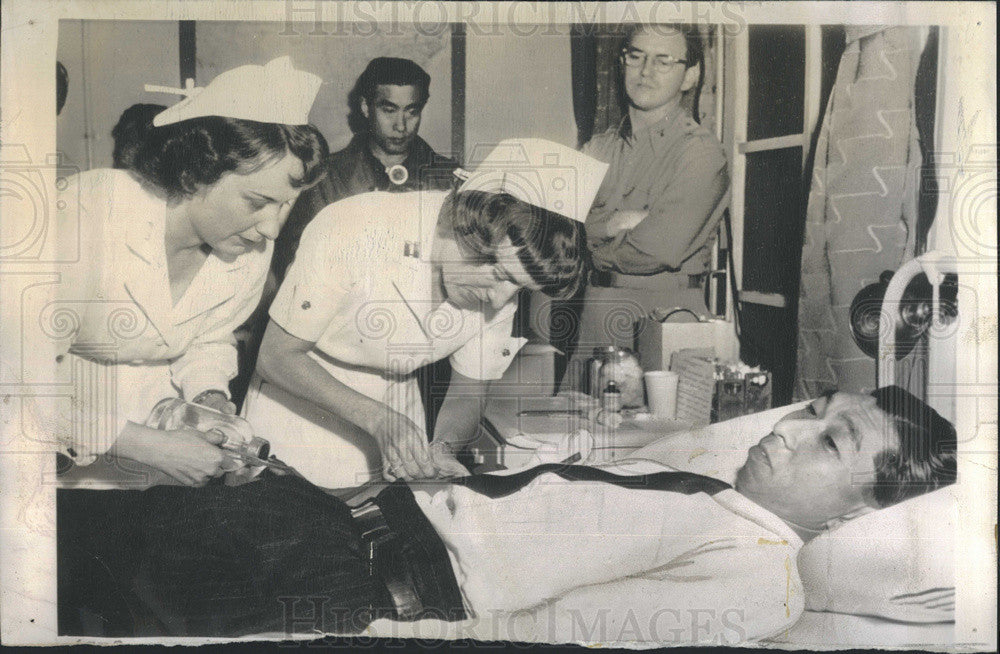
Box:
[387,164,408,186]
[403,240,421,258]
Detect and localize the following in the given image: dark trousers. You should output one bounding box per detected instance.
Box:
[58,465,729,637]
[58,473,410,637]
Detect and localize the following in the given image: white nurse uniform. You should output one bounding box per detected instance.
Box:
[243,190,527,488]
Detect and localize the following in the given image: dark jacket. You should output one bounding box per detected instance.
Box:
[273,134,459,281]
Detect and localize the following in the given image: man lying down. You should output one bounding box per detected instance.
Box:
[58,385,955,643]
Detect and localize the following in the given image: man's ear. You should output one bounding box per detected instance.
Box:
[360,97,370,120]
[681,63,700,92]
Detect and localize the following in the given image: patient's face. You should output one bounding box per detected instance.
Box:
[735,392,897,530]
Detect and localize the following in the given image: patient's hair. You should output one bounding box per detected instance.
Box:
[116,103,329,200]
[868,385,957,508]
[445,190,589,299]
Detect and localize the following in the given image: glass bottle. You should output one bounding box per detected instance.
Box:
[601,381,623,413]
[598,348,644,407]
[588,346,619,398]
[146,398,270,461]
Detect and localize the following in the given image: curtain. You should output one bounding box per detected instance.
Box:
[795,26,929,399]
[570,25,624,147]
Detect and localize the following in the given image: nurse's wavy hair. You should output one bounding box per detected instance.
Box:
[445,190,589,299]
[112,103,329,199]
[868,385,957,508]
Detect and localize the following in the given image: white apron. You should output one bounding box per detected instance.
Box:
[242,352,427,489]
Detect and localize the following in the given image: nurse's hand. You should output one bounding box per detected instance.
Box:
[370,410,439,481]
[191,389,237,415]
[114,423,230,486]
[429,441,470,478]
[156,428,235,485]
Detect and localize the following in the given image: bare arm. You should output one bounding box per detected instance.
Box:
[256,318,441,480]
[432,370,490,449]
[428,371,492,476]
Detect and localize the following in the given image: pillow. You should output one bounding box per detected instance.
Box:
[797,486,956,623]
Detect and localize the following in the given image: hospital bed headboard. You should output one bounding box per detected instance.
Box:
[878,250,959,423]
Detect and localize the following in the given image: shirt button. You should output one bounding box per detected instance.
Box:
[55,354,64,363]
[502,348,511,357]
[301,301,311,310]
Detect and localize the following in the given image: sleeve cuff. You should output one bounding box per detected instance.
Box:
[451,335,529,381]
[34,355,129,466]
[180,376,233,403]
[269,281,343,343]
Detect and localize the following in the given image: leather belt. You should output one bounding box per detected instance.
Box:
[351,500,425,620]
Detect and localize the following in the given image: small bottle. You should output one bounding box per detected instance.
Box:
[598,348,644,407]
[589,345,617,398]
[601,381,623,413]
[146,398,270,461]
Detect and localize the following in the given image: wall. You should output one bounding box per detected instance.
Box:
[57,22,575,171]
[56,20,180,170]
[464,29,576,161]
[195,22,453,157]
[55,21,454,170]
[464,29,576,342]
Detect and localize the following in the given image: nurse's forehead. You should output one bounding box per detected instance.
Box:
[234,156,303,195]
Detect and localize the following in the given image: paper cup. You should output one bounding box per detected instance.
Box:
[644,371,679,419]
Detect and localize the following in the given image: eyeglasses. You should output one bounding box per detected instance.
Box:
[620,48,688,73]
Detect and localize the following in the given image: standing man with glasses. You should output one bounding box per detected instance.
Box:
[559,24,730,392]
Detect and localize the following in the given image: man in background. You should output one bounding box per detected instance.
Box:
[559,24,729,392]
[241,58,458,422]
[272,56,458,280]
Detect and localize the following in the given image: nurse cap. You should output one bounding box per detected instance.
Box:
[146,56,322,127]
[456,138,609,223]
